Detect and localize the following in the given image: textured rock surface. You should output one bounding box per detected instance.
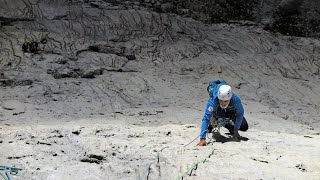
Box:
[0,0,320,127]
[0,1,320,179]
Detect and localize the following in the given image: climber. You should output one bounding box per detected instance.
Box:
[197,80,249,146]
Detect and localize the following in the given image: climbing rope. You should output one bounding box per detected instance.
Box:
[183,130,206,147]
[139,146,169,180]
[0,166,22,180]
[173,118,233,179]
[174,146,215,180]
[183,117,231,147]
[139,118,231,180]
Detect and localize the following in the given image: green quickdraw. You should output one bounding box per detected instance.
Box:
[210,117,231,133]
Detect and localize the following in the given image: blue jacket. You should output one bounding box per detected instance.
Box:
[200,94,244,139]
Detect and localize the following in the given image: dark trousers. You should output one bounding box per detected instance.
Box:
[224,117,248,133]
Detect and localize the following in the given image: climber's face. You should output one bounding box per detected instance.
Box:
[219,99,230,109]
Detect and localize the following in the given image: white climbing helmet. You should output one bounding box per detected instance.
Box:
[218,85,232,100]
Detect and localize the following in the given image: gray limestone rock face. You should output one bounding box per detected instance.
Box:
[0,1,320,179]
[0,0,319,129]
[1,100,26,115]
